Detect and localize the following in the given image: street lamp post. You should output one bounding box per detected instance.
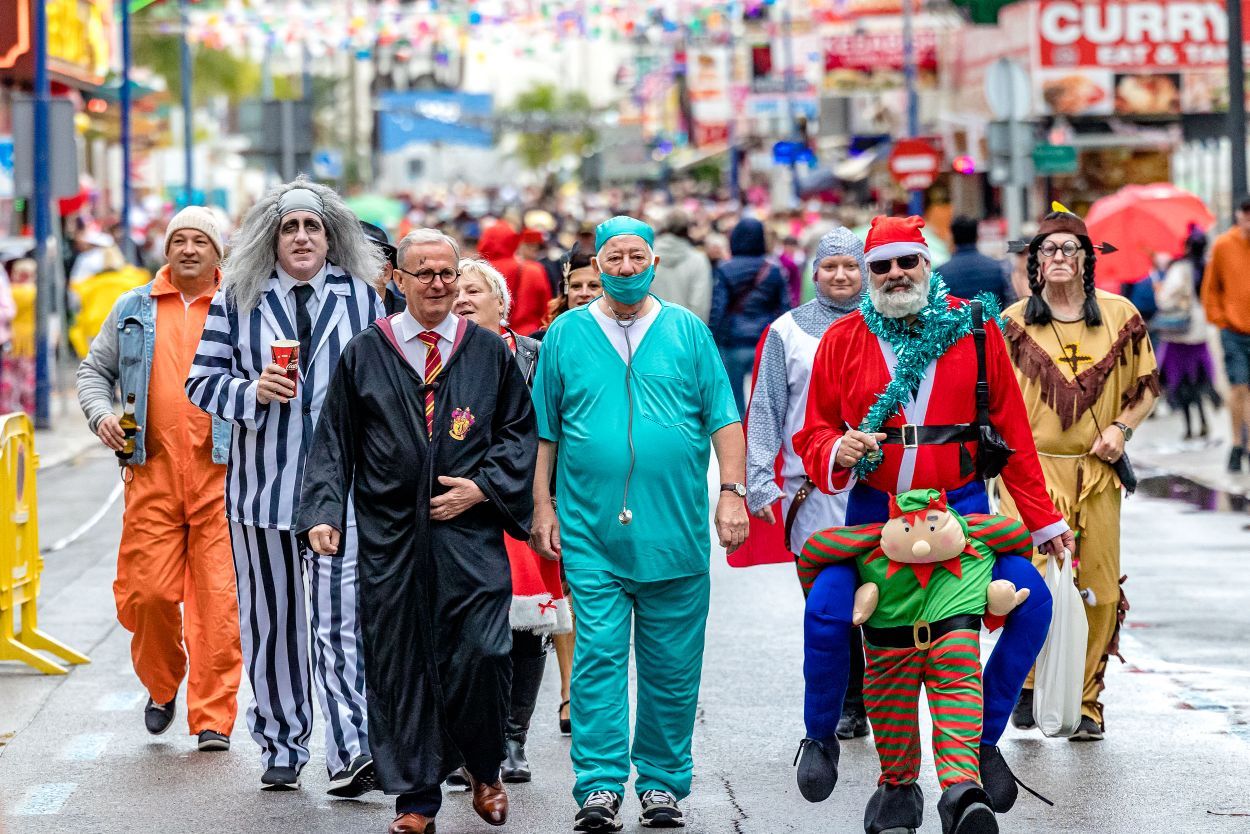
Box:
[902,0,923,216]
[31,0,53,428]
[120,0,134,259]
[181,0,194,206]
[1229,0,1247,209]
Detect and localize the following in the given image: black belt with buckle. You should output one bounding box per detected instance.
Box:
[863,613,982,650]
[881,423,978,449]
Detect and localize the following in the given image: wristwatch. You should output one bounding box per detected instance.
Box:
[1112,421,1134,442]
[720,482,747,498]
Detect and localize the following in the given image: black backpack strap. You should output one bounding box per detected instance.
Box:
[972,300,990,431]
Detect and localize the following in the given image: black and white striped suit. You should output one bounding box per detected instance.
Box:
[187,264,382,775]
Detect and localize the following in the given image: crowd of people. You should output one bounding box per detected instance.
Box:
[60,172,1249,834]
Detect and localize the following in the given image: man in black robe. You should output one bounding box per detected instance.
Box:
[298,228,537,834]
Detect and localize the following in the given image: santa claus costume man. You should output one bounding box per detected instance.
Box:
[790,215,1075,830]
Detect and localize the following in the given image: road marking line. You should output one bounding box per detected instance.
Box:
[43,480,124,553]
[11,783,76,815]
[95,691,145,711]
[60,733,112,761]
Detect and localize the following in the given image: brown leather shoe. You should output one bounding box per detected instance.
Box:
[388,812,435,833]
[468,774,509,826]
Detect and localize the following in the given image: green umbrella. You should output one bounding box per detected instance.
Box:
[345,195,404,232]
[850,224,951,266]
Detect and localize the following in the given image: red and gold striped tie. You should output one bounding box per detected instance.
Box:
[418,330,443,438]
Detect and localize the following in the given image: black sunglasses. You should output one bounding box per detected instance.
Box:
[868,254,921,275]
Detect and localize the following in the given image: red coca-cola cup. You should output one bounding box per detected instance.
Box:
[271,340,300,383]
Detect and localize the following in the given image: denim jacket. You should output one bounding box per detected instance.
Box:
[76,282,231,466]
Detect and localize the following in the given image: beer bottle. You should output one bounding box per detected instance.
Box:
[117,393,138,462]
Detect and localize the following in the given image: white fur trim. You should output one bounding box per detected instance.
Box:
[510,593,573,635]
[864,241,930,264]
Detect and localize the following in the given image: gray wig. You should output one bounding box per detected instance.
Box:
[222,176,387,312]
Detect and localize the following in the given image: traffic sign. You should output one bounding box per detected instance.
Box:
[984,58,1031,122]
[313,149,344,180]
[888,138,941,191]
[1032,144,1079,176]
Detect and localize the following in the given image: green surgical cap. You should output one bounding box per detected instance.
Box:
[595,215,655,252]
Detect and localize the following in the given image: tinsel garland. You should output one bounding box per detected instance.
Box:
[853,274,1002,479]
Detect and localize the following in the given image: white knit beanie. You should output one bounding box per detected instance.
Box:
[164,206,223,257]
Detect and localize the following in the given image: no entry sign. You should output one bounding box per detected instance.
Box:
[888,138,942,190]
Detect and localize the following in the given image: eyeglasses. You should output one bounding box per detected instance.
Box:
[396,267,460,285]
[868,254,921,275]
[1038,241,1081,259]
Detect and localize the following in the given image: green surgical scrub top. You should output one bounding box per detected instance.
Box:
[534,297,740,582]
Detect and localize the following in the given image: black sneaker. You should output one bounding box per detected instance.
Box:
[1068,716,1104,742]
[261,765,301,791]
[1229,446,1245,473]
[328,754,377,797]
[1009,690,1036,730]
[144,697,176,736]
[197,730,230,752]
[574,790,623,832]
[794,737,840,803]
[638,790,684,828]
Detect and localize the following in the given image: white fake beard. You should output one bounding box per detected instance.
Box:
[869,271,930,319]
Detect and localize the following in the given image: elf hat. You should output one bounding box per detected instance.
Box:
[888,488,948,524]
[864,215,931,264]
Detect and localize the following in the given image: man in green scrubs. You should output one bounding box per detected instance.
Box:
[531,215,749,832]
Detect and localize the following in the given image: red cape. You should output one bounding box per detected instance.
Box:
[728,327,794,568]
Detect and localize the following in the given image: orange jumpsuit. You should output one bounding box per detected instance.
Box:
[113,267,242,735]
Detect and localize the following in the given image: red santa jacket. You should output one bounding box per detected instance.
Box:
[793,300,1063,539]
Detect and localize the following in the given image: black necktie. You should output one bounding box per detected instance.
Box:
[292,283,314,374]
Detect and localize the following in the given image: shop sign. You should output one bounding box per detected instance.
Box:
[46,0,113,85]
[1038,0,1242,69]
[1035,0,1250,115]
[825,30,939,72]
[888,137,941,190]
[1032,144,1079,175]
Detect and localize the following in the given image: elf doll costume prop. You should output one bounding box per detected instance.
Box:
[791,214,1071,817]
[797,489,1033,834]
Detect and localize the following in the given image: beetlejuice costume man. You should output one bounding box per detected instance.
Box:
[790,215,1073,821]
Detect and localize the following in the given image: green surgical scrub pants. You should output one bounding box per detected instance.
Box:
[565,568,712,804]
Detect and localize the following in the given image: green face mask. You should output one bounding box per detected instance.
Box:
[600,263,656,305]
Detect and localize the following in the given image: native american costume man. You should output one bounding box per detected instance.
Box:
[999,205,1158,739]
[797,489,1034,834]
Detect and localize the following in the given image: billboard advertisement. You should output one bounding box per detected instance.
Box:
[1036,0,1250,115]
[377,91,495,152]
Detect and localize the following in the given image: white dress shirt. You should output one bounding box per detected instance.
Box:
[276,263,328,322]
[392,310,460,375]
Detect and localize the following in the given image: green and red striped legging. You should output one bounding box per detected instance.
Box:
[863,628,983,789]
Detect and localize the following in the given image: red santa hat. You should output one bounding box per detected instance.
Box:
[864,215,931,264]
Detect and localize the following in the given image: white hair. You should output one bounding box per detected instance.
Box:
[397,228,461,267]
[458,258,512,324]
[222,176,387,312]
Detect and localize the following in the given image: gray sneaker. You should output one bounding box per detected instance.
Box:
[638,790,684,828]
[574,790,623,832]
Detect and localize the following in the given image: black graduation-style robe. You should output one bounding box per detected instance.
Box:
[296,314,537,795]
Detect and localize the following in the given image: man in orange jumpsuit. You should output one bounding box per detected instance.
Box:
[77,207,242,750]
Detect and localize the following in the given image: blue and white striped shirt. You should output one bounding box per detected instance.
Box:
[186,263,384,529]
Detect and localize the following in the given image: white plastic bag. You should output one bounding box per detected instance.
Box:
[1032,550,1087,737]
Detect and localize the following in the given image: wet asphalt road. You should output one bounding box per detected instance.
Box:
[2,446,1249,833]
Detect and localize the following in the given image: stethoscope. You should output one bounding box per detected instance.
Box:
[611,305,638,526]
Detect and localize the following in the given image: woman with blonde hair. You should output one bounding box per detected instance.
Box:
[453,258,571,782]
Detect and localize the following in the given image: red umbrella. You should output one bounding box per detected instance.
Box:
[1085,184,1214,287]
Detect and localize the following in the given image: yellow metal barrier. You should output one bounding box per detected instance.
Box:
[0,412,90,674]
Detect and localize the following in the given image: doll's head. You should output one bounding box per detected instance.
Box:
[881,489,969,563]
